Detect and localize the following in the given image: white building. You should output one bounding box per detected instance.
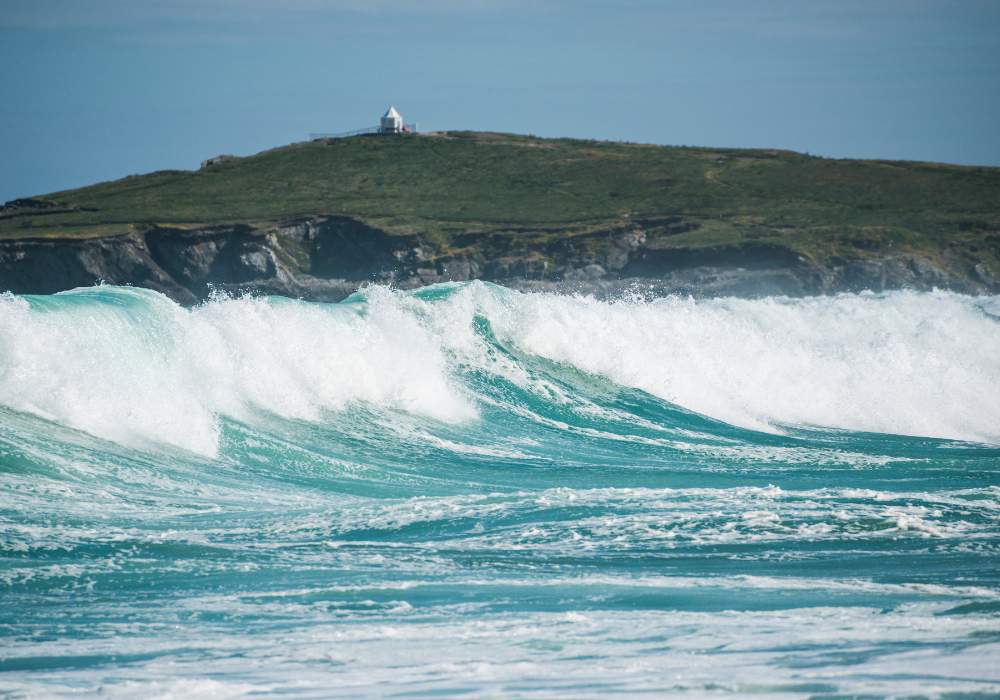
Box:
[380,106,404,134]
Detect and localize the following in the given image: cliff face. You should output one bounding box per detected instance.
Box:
[2,215,995,303]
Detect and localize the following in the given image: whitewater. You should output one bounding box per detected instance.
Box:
[1,282,999,698]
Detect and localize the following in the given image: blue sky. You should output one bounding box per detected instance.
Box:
[2,0,999,201]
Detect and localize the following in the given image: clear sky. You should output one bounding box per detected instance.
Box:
[2,0,999,202]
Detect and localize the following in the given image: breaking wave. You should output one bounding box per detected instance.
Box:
[1,283,998,455]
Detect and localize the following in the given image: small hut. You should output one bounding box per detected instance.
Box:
[380,106,404,134]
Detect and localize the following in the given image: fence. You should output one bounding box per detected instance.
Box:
[309,123,419,140]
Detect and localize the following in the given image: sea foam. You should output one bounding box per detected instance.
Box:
[469,286,1000,443]
[0,286,475,456]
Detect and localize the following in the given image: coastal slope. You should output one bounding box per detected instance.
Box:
[2,131,999,302]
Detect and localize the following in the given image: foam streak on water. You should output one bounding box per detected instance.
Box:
[1,283,999,698]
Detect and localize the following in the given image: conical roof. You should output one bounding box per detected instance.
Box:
[383,106,401,120]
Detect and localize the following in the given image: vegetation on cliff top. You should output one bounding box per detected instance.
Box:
[2,131,998,273]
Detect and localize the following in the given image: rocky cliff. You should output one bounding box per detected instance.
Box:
[3,214,995,304]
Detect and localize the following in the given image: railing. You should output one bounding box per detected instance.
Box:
[309,123,419,140]
[309,127,379,140]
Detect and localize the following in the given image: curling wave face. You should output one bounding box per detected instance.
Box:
[1,283,999,697]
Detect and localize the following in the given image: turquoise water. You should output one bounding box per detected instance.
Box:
[1,282,999,698]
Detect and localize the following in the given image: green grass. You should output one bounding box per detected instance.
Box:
[3,131,999,272]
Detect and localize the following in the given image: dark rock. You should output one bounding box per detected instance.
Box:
[200,155,238,169]
[438,257,478,281]
[0,198,60,215]
[309,217,402,280]
[1,215,997,304]
[237,248,276,279]
[975,262,998,286]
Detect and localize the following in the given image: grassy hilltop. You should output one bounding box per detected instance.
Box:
[2,131,1000,292]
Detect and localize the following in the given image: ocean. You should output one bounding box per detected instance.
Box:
[1,282,999,698]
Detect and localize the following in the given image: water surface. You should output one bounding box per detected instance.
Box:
[1,283,999,698]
